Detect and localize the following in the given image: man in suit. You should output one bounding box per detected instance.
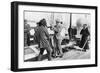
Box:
[53,19,64,57]
[24,20,31,46]
[79,24,90,51]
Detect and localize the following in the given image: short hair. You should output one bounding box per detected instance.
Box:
[83,24,87,26]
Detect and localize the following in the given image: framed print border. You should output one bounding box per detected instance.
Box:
[11,1,98,72]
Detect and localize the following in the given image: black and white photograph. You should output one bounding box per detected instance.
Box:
[11,2,97,71]
[24,11,91,62]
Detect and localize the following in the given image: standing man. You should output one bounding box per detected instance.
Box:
[79,24,90,51]
[53,19,64,57]
[35,19,52,61]
[24,20,31,46]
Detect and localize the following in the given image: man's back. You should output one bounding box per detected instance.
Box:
[37,26,49,41]
[36,26,50,48]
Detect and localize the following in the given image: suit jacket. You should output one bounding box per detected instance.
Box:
[54,24,63,39]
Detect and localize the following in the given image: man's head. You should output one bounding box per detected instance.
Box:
[55,19,62,25]
[83,24,87,29]
[24,19,27,25]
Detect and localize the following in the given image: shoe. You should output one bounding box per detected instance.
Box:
[58,54,63,58]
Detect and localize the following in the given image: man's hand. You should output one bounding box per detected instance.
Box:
[87,36,90,40]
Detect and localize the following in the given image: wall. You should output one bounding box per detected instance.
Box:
[0,0,99,73]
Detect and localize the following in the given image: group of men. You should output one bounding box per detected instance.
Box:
[34,18,64,61]
[25,18,90,61]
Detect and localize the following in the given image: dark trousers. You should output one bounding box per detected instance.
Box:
[38,47,52,61]
[79,37,89,50]
[27,33,30,46]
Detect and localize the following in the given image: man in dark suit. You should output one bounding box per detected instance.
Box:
[79,24,90,51]
[24,20,31,46]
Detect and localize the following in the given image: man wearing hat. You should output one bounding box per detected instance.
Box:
[52,19,64,57]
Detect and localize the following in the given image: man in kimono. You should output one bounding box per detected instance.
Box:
[35,19,52,61]
[79,24,90,51]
